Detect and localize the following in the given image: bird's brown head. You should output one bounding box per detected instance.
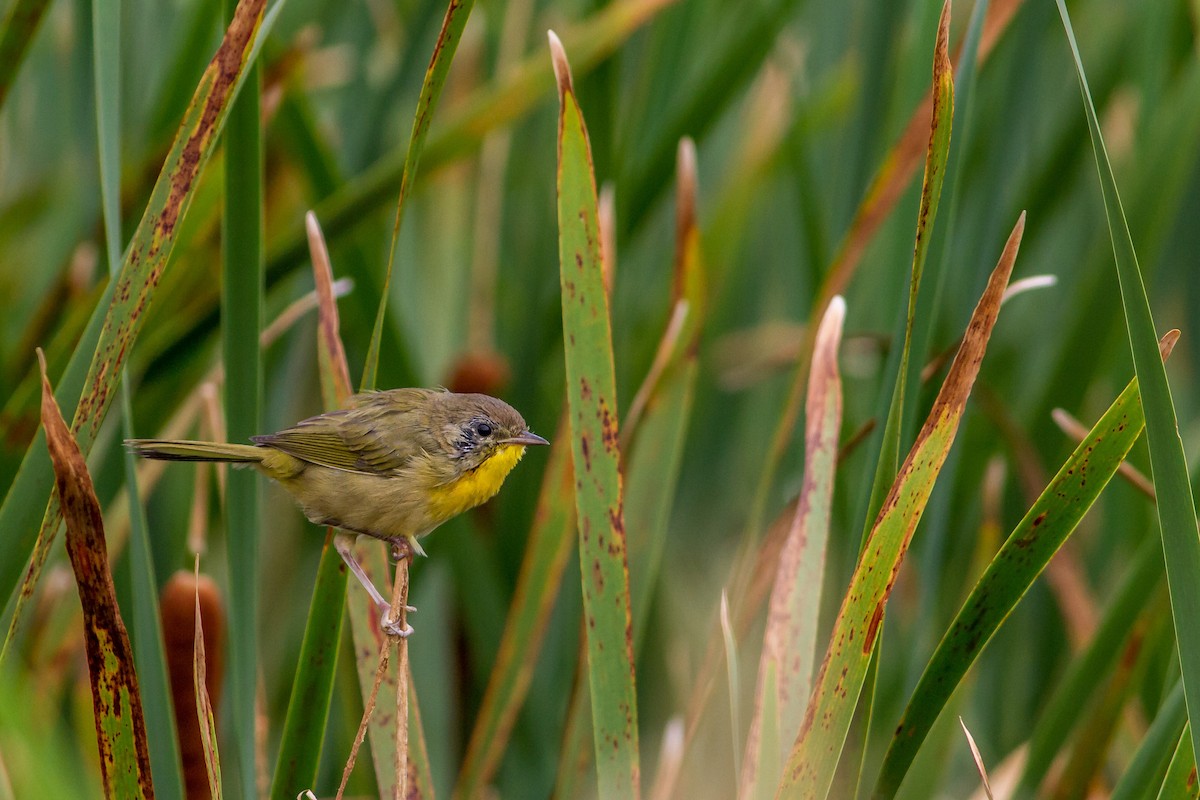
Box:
[436,393,549,473]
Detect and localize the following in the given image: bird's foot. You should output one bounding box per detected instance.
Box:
[380,612,414,639]
[389,536,427,562]
[376,600,417,638]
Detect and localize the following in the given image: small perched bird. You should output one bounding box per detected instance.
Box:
[129,388,548,635]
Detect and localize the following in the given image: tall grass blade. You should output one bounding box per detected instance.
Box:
[268,215,352,800]
[903,0,991,446]
[1055,0,1200,767]
[777,215,1023,799]
[551,31,640,799]
[93,0,183,793]
[221,0,264,789]
[747,0,954,546]
[545,140,705,795]
[625,138,705,645]
[361,0,476,390]
[864,0,953,548]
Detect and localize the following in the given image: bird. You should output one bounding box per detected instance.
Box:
[128,388,548,636]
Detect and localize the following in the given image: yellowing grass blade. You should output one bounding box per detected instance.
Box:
[740,297,845,800]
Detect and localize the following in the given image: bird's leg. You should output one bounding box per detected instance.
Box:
[333,533,413,637]
[386,537,419,614]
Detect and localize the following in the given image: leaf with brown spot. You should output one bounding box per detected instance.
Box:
[552,137,708,795]
[38,350,154,800]
[777,214,1024,799]
[551,30,640,800]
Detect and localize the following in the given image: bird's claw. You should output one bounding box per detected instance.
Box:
[388,537,427,562]
[381,612,414,639]
[377,601,417,638]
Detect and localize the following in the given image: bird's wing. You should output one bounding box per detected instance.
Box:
[254,390,440,475]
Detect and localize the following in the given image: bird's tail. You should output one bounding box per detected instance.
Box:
[126,439,264,464]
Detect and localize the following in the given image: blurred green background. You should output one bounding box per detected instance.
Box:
[1,0,1198,797]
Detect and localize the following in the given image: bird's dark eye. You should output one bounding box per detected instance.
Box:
[476,422,493,437]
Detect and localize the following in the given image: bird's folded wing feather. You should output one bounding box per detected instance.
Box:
[253,401,421,475]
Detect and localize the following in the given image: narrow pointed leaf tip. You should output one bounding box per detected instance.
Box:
[936,1,952,76]
[306,210,352,404]
[548,30,573,97]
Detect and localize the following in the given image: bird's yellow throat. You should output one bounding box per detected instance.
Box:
[426,444,528,521]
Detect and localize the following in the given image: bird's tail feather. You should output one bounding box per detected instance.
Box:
[126,439,264,463]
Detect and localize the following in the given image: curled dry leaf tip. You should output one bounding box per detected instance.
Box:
[936,0,952,70]
[547,31,572,97]
[826,295,847,325]
[814,296,846,365]
[1163,328,1181,351]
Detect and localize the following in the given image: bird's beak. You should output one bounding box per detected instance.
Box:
[504,431,550,447]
